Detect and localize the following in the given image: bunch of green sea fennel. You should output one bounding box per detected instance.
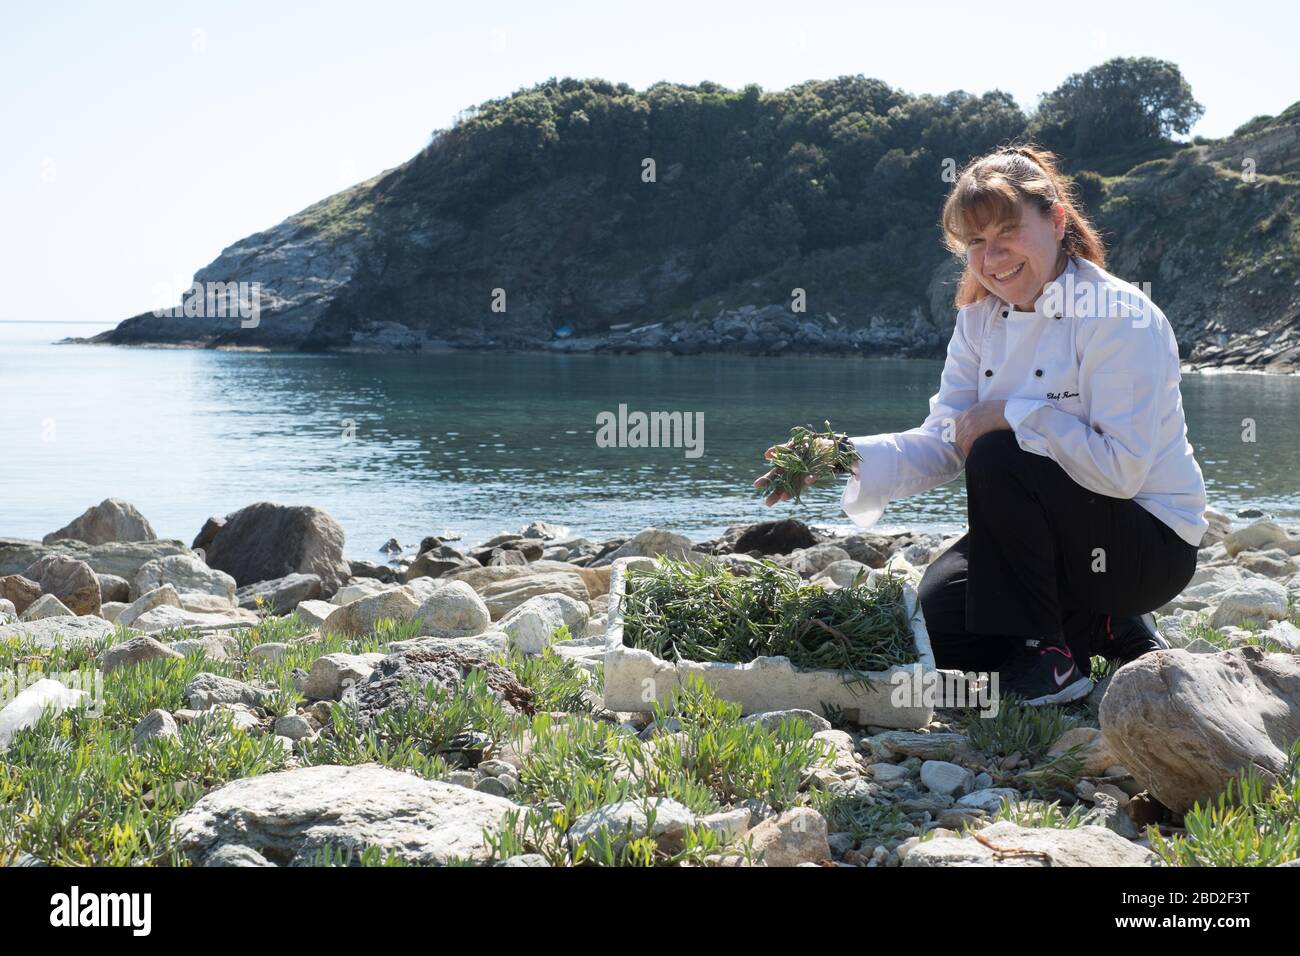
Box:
[760,420,861,505]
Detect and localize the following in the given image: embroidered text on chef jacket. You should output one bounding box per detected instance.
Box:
[839,256,1209,548]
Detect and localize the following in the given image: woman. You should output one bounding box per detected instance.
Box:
[755,144,1207,706]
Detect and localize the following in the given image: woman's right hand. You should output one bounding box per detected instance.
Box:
[753,440,827,506]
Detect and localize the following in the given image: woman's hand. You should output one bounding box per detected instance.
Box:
[954,400,1011,457]
[753,440,828,506]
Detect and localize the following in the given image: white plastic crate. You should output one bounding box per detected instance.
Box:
[602,556,938,728]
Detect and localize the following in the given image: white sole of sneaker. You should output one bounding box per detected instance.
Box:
[1019,676,1094,707]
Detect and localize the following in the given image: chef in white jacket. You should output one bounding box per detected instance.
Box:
[758,144,1207,706]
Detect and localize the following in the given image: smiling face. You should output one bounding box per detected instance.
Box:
[962,197,1067,311]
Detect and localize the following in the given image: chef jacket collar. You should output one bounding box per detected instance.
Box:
[999,255,1078,321]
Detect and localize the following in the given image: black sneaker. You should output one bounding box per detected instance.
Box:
[996,638,1093,706]
[1102,612,1169,664]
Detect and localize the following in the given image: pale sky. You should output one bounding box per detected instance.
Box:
[2,0,1295,326]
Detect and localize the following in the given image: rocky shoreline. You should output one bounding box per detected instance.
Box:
[66,304,1300,375]
[3,497,1300,867]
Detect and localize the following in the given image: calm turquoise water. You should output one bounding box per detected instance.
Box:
[3,321,1299,558]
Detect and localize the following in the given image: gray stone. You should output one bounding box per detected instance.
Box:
[497,592,587,654]
[786,544,853,578]
[747,807,831,866]
[0,537,193,580]
[590,528,697,567]
[201,502,351,596]
[101,635,184,673]
[170,634,239,661]
[132,708,180,747]
[236,573,322,614]
[446,567,592,620]
[568,798,696,854]
[300,652,383,701]
[414,580,493,639]
[249,642,291,663]
[331,579,392,605]
[956,788,1022,813]
[96,573,132,604]
[132,555,236,603]
[130,604,258,633]
[921,760,975,797]
[43,498,157,546]
[117,583,183,629]
[203,844,276,867]
[320,587,420,638]
[273,713,315,740]
[474,776,511,798]
[185,672,272,710]
[294,599,337,627]
[811,559,873,589]
[740,709,833,734]
[172,763,517,866]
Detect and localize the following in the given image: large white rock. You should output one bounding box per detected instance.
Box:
[786,544,852,578]
[19,593,74,621]
[1223,520,1290,557]
[920,760,975,797]
[497,593,589,654]
[132,555,236,603]
[0,615,117,648]
[811,559,873,589]
[331,579,392,606]
[1207,579,1290,627]
[130,604,259,634]
[0,678,90,749]
[414,580,492,639]
[1100,646,1300,815]
[172,763,517,866]
[294,599,337,627]
[903,820,1161,867]
[117,583,183,629]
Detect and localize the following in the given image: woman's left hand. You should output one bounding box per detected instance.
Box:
[954,400,1011,457]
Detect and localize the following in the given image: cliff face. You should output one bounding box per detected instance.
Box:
[94,83,1300,371]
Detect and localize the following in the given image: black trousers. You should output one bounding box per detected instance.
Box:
[917,429,1200,672]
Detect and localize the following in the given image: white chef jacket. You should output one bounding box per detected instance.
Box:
[840,255,1209,548]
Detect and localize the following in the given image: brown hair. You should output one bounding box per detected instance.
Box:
[940,144,1106,308]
